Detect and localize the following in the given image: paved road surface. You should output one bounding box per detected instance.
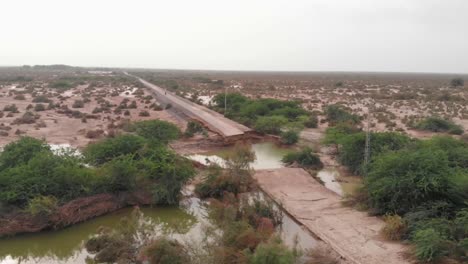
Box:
[131,74,252,139]
[254,168,411,264]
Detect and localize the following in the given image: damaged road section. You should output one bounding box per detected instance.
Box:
[254,168,410,264]
[127,73,253,142]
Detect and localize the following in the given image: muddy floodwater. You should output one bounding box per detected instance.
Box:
[0,196,319,264]
[187,142,292,169]
[0,141,353,264]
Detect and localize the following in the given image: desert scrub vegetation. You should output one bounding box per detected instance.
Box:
[0,121,194,214]
[184,120,206,137]
[195,144,256,199]
[324,104,361,126]
[414,116,464,135]
[282,147,323,169]
[332,131,468,262]
[132,119,181,143]
[450,77,464,87]
[85,141,311,264]
[212,93,309,135]
[50,80,74,90]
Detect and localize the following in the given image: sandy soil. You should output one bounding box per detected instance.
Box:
[254,168,412,264]
[0,77,185,148]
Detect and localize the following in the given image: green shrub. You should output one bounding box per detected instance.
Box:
[99,155,137,192]
[413,228,449,262]
[0,147,99,207]
[0,137,50,170]
[83,134,146,165]
[366,148,452,215]
[282,147,323,169]
[248,237,297,264]
[34,103,46,111]
[133,120,180,143]
[415,116,464,135]
[26,195,58,216]
[195,172,243,199]
[324,104,360,126]
[212,93,308,133]
[50,80,73,90]
[323,123,361,146]
[337,132,411,175]
[280,130,299,145]
[254,116,288,135]
[184,120,204,137]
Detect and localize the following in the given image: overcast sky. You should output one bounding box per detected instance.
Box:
[1,0,467,73]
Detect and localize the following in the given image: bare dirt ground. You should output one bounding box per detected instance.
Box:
[254,168,412,264]
[0,67,186,148]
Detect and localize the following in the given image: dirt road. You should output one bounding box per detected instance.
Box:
[254,168,411,264]
[129,74,252,139]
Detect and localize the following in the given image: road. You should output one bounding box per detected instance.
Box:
[130,74,252,139]
[254,168,410,264]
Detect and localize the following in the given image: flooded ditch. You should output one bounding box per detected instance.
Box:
[0,141,354,264]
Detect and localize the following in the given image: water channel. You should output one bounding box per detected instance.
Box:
[0,141,347,264]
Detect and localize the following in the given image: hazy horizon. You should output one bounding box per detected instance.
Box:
[1,0,467,74]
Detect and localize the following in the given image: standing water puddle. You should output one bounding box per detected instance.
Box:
[316,167,343,196]
[187,142,291,170]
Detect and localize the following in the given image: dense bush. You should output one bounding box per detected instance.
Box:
[50,80,73,90]
[132,120,180,143]
[184,120,205,137]
[212,93,308,134]
[26,195,58,216]
[357,135,467,262]
[84,132,194,205]
[0,138,100,207]
[366,148,453,215]
[330,127,468,262]
[280,130,299,145]
[322,122,361,145]
[324,104,360,126]
[0,133,195,210]
[282,147,323,169]
[0,136,50,170]
[415,116,464,135]
[337,132,411,175]
[83,134,146,165]
[254,116,288,135]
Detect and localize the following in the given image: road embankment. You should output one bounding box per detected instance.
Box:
[254,168,411,264]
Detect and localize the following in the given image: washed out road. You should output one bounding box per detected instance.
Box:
[254,168,411,264]
[131,74,252,139]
